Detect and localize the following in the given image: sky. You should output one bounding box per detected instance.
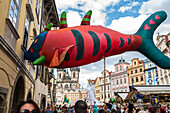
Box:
[54,0,170,87]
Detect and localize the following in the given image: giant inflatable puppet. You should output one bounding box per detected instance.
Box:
[24,10,170,69]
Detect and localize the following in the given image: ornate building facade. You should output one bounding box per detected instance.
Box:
[127,58,145,86]
[110,57,130,97]
[156,33,170,85]
[143,59,159,85]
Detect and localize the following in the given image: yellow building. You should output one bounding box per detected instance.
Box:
[95,77,101,102]
[0,0,59,112]
[127,58,145,86]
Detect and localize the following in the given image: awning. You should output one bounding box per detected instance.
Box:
[132,85,170,95]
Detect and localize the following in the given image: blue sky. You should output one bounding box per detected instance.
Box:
[55,0,170,87]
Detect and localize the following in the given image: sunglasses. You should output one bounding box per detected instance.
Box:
[20,109,40,113]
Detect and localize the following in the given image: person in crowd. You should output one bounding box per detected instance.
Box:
[125,103,135,113]
[93,104,99,113]
[13,100,41,113]
[146,103,155,113]
[44,106,52,113]
[53,107,58,113]
[111,108,117,113]
[159,104,166,113]
[98,109,107,113]
[112,102,117,112]
[68,106,74,113]
[105,103,112,113]
[74,100,88,113]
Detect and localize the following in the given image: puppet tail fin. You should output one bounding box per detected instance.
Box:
[135,11,170,69]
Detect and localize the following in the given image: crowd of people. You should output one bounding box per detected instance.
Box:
[13,99,170,113]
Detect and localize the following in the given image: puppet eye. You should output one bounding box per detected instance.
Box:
[33,39,38,44]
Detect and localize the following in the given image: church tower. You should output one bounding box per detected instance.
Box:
[70,67,80,89]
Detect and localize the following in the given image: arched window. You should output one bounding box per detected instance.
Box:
[120,65,122,71]
[134,61,136,65]
[116,67,118,72]
[73,72,75,78]
[65,84,68,90]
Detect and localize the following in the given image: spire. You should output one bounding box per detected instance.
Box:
[59,11,68,29]
[81,10,92,25]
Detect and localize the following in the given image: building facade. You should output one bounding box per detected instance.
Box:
[95,77,101,102]
[0,0,59,112]
[63,89,87,106]
[110,57,130,97]
[100,69,111,103]
[127,58,145,86]
[156,33,170,85]
[143,59,159,85]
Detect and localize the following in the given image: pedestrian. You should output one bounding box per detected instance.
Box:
[93,104,99,113]
[99,109,107,113]
[13,100,41,113]
[105,103,112,113]
[125,103,135,113]
[159,104,166,113]
[74,100,88,113]
[44,106,52,113]
[146,103,155,113]
[54,107,58,113]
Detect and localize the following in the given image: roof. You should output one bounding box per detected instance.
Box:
[114,56,130,65]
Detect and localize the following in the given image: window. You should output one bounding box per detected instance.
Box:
[101,87,103,91]
[148,72,151,77]
[64,84,68,89]
[120,78,122,84]
[134,61,136,65]
[116,67,118,72]
[116,79,119,85]
[136,77,138,82]
[131,78,134,84]
[59,73,61,78]
[140,68,142,72]
[108,86,109,90]
[120,65,122,71]
[131,71,133,74]
[141,76,143,81]
[108,94,110,98]
[23,13,31,50]
[73,72,75,78]
[36,0,40,22]
[113,80,115,85]
[124,78,126,83]
[106,79,108,82]
[9,0,19,28]
[135,70,138,73]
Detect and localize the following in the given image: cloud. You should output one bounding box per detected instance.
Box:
[118,1,140,13]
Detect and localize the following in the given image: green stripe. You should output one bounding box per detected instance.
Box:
[104,33,112,53]
[71,29,84,60]
[87,10,92,16]
[82,18,90,21]
[88,31,100,56]
[119,37,125,48]
[127,38,131,45]
[60,20,67,25]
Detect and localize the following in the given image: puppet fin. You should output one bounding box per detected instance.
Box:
[59,11,68,29]
[49,45,74,68]
[81,10,92,25]
[42,23,53,33]
[135,11,170,69]
[33,55,46,65]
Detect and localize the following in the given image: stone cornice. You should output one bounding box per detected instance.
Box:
[0,35,35,84]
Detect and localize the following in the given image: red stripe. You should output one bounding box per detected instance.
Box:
[84,15,91,19]
[45,28,50,31]
[81,21,90,25]
[60,24,67,29]
[60,18,67,21]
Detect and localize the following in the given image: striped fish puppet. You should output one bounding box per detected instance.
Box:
[24,10,170,69]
